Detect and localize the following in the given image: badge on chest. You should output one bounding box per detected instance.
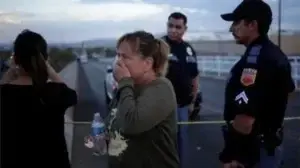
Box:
[186,47,196,63]
[240,68,257,86]
[186,47,193,56]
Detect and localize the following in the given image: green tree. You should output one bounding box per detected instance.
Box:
[0,47,75,73]
[0,50,12,60]
[105,48,116,57]
[48,47,75,72]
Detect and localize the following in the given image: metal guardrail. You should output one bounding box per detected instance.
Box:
[99,55,300,90]
[198,56,300,90]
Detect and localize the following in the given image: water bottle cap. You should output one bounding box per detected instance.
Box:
[94,113,100,117]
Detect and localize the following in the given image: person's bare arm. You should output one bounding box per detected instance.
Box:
[188,44,199,103]
[191,75,199,103]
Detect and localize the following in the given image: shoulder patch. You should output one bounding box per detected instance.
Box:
[249,45,262,56]
[186,55,196,63]
[240,68,257,86]
[247,45,262,64]
[186,46,193,56]
[246,56,257,64]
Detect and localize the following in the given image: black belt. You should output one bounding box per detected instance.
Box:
[258,127,283,142]
[177,104,189,108]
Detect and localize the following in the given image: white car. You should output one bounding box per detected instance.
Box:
[104,65,117,105]
[80,56,88,63]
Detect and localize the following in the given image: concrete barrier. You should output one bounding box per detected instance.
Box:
[59,61,78,161]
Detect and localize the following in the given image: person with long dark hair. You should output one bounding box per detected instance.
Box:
[0,30,77,168]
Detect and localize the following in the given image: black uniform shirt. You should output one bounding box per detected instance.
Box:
[163,36,199,107]
[224,36,295,130]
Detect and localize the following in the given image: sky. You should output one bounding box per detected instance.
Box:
[0,0,299,43]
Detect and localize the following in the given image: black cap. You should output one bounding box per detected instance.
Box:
[221,0,272,22]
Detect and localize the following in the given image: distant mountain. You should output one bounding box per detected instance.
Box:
[3,30,299,50]
[0,39,118,50]
[0,43,12,51]
[49,38,118,49]
[82,33,166,48]
[48,43,82,49]
[82,38,117,48]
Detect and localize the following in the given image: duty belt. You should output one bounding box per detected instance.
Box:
[258,126,283,143]
[259,126,284,156]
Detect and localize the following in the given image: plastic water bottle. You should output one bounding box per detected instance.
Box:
[91,113,104,136]
[91,113,107,155]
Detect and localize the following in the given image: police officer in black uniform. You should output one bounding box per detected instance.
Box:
[162,12,199,167]
[219,1,295,168]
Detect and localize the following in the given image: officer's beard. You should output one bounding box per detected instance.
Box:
[233,34,244,45]
[233,27,252,45]
[232,33,245,45]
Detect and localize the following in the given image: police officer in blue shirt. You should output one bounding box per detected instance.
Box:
[219,1,295,168]
[162,12,199,167]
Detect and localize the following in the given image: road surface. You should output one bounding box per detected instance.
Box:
[71,60,300,168]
